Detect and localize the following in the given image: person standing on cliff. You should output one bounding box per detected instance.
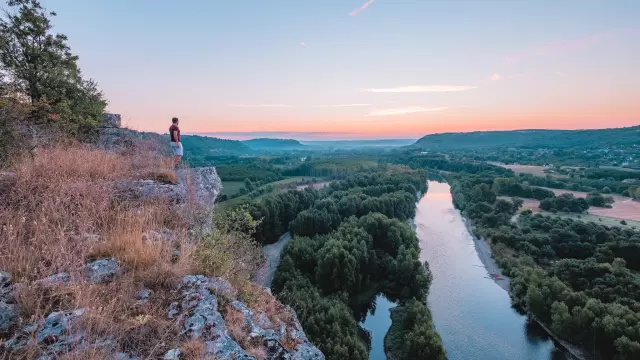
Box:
[169,117,183,166]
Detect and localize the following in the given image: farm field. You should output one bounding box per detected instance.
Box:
[489,162,568,178]
[538,212,640,229]
[502,188,640,221]
[218,176,328,211]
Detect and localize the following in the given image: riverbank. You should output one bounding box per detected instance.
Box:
[461,215,592,360]
[464,217,511,292]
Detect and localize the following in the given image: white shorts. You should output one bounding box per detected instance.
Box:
[170,142,183,156]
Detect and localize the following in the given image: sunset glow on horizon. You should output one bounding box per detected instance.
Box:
[44,0,639,140]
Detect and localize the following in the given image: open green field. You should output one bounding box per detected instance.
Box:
[217,176,327,211]
[220,181,245,196]
[270,176,309,186]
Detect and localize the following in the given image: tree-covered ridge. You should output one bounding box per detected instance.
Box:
[243,138,306,150]
[412,126,640,151]
[409,126,640,168]
[180,135,252,159]
[250,168,446,360]
[447,169,640,359]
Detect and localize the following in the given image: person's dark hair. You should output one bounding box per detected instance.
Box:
[172,117,179,124]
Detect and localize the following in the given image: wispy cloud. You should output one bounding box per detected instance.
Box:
[312,103,372,108]
[367,106,448,116]
[300,41,306,47]
[362,85,477,93]
[349,0,376,16]
[490,73,525,81]
[228,104,293,108]
[504,28,639,65]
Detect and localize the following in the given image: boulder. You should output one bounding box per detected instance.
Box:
[163,348,181,359]
[36,272,71,286]
[3,308,87,355]
[170,276,324,360]
[0,301,18,333]
[86,258,120,284]
[136,288,152,305]
[0,271,18,333]
[102,113,121,128]
[169,276,254,360]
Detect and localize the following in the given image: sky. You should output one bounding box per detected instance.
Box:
[41,0,640,140]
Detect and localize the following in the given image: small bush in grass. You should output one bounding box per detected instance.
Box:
[194,206,262,287]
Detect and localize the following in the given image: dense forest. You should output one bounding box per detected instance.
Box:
[411,126,640,151]
[256,168,446,360]
[410,127,640,168]
[243,138,306,150]
[446,168,640,359]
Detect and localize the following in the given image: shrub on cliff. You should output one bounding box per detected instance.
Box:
[194,205,262,287]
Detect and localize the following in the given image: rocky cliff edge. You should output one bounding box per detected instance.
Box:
[0,116,324,360]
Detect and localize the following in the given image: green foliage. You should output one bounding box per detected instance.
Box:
[518,173,636,197]
[539,193,589,213]
[447,167,640,359]
[411,127,640,159]
[0,0,106,137]
[492,177,556,200]
[242,138,306,150]
[585,192,614,208]
[284,156,379,177]
[180,135,252,160]
[194,206,261,283]
[385,300,447,360]
[265,168,442,359]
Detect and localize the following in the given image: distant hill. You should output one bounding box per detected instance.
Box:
[243,138,306,150]
[181,135,252,155]
[411,126,640,151]
[302,139,416,149]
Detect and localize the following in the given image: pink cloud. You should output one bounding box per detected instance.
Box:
[491,73,525,81]
[504,28,639,65]
[349,0,376,16]
[300,41,306,47]
[367,106,448,116]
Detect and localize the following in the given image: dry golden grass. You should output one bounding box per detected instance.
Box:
[180,339,206,359]
[223,306,251,347]
[0,144,196,358]
[246,284,293,329]
[0,142,268,359]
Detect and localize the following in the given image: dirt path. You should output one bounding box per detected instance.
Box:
[253,232,291,288]
[295,181,331,190]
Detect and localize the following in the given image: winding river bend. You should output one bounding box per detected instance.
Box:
[415,181,568,360]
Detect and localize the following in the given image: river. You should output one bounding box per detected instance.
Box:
[263,181,571,359]
[415,181,568,360]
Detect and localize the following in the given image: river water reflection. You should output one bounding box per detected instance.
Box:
[415,181,567,360]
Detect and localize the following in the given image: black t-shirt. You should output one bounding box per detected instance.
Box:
[169,124,180,142]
